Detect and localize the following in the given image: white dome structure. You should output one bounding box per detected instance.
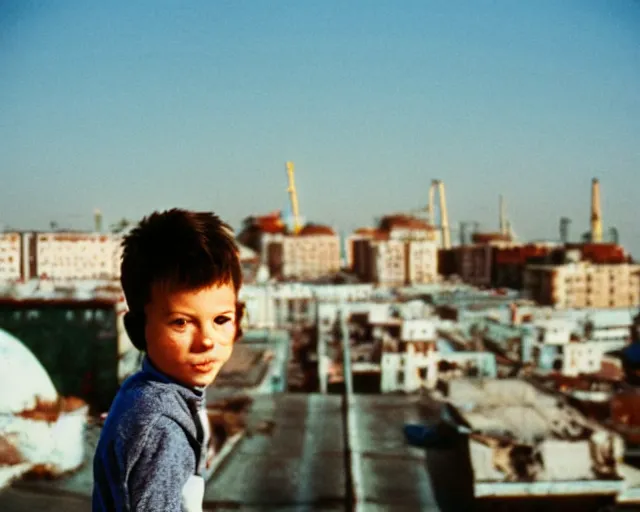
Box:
[0,328,87,488]
[0,328,57,414]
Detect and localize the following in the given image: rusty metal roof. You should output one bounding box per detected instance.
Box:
[298,224,336,236]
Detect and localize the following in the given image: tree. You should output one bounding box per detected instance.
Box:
[110,218,131,234]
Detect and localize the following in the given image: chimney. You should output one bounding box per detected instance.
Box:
[94,208,103,233]
[590,178,602,243]
[499,195,507,236]
[560,217,571,244]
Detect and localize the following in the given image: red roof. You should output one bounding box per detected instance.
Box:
[354,227,378,236]
[379,215,433,232]
[472,232,511,244]
[251,212,285,234]
[298,224,336,236]
[567,243,628,264]
[496,244,553,264]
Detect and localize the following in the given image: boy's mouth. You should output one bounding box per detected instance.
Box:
[191,360,218,373]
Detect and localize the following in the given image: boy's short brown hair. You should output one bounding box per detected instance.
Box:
[120,209,243,350]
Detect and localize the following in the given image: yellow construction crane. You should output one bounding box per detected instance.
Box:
[285,161,302,235]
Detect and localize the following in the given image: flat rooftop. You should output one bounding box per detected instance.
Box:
[3,393,638,510]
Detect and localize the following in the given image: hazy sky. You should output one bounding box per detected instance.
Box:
[1,1,639,254]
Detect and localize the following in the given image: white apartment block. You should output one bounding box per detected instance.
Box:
[368,239,439,287]
[406,240,438,284]
[265,232,341,280]
[381,344,439,393]
[371,240,406,286]
[388,226,437,242]
[0,233,22,280]
[562,340,628,377]
[34,232,123,281]
[381,316,439,392]
[401,318,438,342]
[525,262,640,309]
[381,344,498,393]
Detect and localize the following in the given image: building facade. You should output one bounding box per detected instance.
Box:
[264,227,341,281]
[0,233,22,280]
[34,233,123,280]
[524,262,640,309]
[350,216,439,286]
[0,232,123,282]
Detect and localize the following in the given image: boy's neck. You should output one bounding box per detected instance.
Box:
[142,356,206,396]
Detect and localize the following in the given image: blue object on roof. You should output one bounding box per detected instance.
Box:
[404,424,436,447]
[622,343,640,364]
[436,338,455,354]
[403,422,460,449]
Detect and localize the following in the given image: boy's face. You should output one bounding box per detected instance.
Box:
[144,280,237,388]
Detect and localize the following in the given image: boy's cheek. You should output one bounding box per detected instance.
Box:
[216,342,234,362]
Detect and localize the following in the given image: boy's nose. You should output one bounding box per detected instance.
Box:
[199,335,215,350]
[194,325,216,351]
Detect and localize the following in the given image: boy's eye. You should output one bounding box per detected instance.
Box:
[214,316,231,325]
[171,319,188,328]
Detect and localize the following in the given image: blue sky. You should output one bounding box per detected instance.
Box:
[1,1,639,254]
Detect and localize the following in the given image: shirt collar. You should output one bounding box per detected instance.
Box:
[141,356,205,401]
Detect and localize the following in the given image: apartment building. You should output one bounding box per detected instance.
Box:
[0,232,124,282]
[524,261,640,309]
[383,215,438,242]
[405,240,438,284]
[237,211,286,255]
[493,243,558,289]
[370,239,407,286]
[439,244,495,287]
[345,228,377,270]
[356,238,439,286]
[0,233,22,280]
[351,215,439,286]
[265,225,341,281]
[34,232,123,280]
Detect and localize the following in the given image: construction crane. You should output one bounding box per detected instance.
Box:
[285,161,302,235]
[407,179,451,248]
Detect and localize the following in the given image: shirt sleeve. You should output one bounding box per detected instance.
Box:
[126,416,199,512]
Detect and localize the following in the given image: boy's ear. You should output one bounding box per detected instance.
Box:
[124,311,147,351]
[234,302,245,342]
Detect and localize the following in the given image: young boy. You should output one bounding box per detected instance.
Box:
[92,209,244,512]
